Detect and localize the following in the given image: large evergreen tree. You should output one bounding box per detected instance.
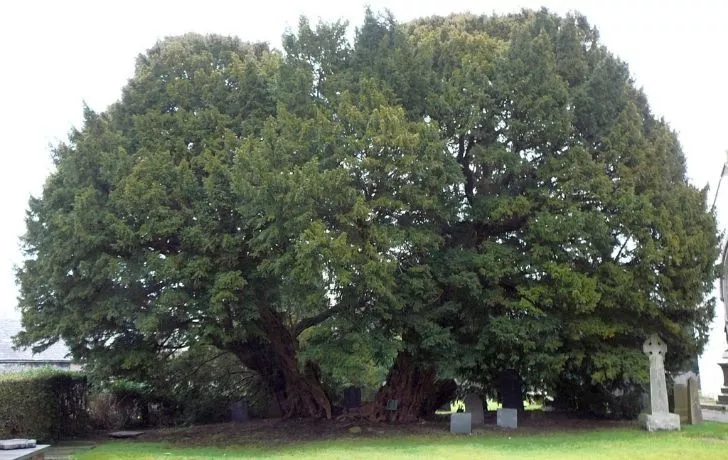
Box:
[353,9,720,416]
[17,9,720,420]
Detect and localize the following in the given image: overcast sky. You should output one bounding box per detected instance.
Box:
[1,0,727,394]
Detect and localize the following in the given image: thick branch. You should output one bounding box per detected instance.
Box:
[292,302,348,337]
[180,351,228,380]
[614,235,631,262]
[458,135,476,207]
[446,213,530,248]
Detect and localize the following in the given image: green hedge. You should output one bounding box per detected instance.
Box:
[0,370,89,441]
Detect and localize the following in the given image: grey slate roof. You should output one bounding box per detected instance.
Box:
[0,318,71,362]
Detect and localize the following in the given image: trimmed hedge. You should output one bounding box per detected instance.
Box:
[0,370,89,441]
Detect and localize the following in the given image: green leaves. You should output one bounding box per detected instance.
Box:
[16,11,720,410]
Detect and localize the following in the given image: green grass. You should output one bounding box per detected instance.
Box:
[78,422,728,459]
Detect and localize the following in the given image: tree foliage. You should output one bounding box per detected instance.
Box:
[17,9,720,420]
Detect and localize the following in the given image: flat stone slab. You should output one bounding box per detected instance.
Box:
[0,445,49,460]
[0,440,36,450]
[108,431,144,439]
[639,412,680,432]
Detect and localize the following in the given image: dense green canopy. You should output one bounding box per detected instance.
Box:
[17,8,720,419]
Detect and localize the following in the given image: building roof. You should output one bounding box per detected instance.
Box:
[0,318,71,362]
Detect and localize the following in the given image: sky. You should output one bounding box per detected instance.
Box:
[1,0,727,395]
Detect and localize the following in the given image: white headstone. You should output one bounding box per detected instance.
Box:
[638,334,680,431]
[450,412,472,434]
[463,393,485,425]
[497,408,518,429]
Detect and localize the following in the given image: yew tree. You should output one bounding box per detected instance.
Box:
[352,9,720,413]
[17,9,721,421]
[16,28,458,419]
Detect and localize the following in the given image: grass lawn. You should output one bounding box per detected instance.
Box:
[78,422,728,459]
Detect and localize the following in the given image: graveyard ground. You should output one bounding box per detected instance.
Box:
[72,416,728,459]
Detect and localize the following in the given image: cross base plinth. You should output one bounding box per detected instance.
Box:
[639,412,681,432]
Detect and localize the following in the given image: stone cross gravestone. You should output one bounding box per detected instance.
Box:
[463,394,485,425]
[687,376,703,424]
[638,334,680,431]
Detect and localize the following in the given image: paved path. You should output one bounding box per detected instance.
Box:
[44,442,96,460]
[702,408,728,423]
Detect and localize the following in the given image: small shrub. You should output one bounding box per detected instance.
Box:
[88,392,125,430]
[89,379,176,428]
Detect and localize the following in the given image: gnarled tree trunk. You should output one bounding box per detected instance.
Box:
[364,350,456,422]
[232,309,331,419]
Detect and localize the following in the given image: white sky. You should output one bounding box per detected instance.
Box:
[1,0,727,395]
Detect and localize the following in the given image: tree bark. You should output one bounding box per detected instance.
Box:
[232,309,331,419]
[364,350,456,422]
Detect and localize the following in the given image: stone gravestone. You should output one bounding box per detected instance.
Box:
[266,397,283,419]
[497,369,522,429]
[687,376,703,424]
[463,393,485,425]
[343,386,362,413]
[673,382,689,423]
[386,399,398,411]
[497,408,518,429]
[450,412,472,434]
[499,369,524,411]
[638,334,680,432]
[230,400,249,423]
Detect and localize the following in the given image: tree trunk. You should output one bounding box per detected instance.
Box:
[364,350,456,422]
[232,309,331,419]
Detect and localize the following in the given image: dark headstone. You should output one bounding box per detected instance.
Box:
[230,400,249,423]
[386,399,398,411]
[499,369,524,411]
[674,383,689,423]
[463,393,485,425]
[266,397,283,419]
[343,386,362,410]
